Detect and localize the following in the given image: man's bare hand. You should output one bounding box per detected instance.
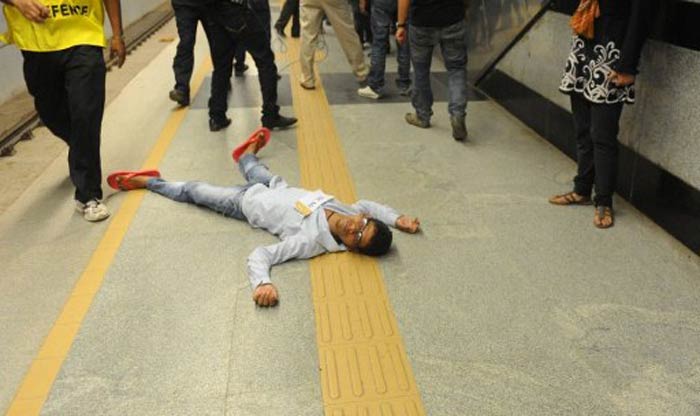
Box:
[9,0,49,23]
[396,215,420,233]
[359,0,367,14]
[253,283,279,307]
[110,36,126,68]
[609,70,635,87]
[395,27,407,45]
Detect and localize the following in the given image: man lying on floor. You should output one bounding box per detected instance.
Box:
[108,128,420,307]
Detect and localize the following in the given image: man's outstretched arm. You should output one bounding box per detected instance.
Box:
[353,200,420,233]
[395,215,420,233]
[247,236,325,306]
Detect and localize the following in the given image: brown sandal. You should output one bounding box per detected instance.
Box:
[548,191,592,206]
[593,206,614,229]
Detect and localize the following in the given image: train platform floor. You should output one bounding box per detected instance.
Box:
[2,14,699,416]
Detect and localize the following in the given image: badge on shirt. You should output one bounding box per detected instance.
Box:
[295,190,333,217]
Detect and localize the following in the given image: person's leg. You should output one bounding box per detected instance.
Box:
[239,15,281,123]
[276,0,295,33]
[590,101,624,208]
[234,43,247,74]
[290,0,301,37]
[570,93,595,198]
[350,0,365,43]
[365,0,373,43]
[395,20,411,92]
[251,0,272,40]
[147,179,247,219]
[171,3,199,100]
[238,154,275,186]
[366,0,392,92]
[21,51,72,144]
[439,20,467,119]
[203,13,236,126]
[439,20,468,139]
[300,0,324,86]
[323,0,369,81]
[409,25,437,123]
[64,46,107,203]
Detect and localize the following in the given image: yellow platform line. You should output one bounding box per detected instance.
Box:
[4,57,213,416]
[283,38,426,415]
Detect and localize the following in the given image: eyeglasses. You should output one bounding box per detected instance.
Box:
[353,217,369,247]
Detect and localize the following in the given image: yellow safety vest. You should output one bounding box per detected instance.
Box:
[1,0,106,52]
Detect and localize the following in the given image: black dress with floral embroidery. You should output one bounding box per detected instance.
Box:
[559,0,652,105]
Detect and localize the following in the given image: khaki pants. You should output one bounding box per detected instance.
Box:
[299,0,368,86]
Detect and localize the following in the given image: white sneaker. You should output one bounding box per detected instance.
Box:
[357,85,381,99]
[76,199,110,222]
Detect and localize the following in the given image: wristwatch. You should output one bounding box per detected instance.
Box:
[397,22,406,28]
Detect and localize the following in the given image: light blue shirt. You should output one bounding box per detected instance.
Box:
[241,176,400,288]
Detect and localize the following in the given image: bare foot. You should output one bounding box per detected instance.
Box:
[593,206,614,229]
[549,191,591,206]
[115,175,151,190]
[252,283,279,307]
[242,131,267,156]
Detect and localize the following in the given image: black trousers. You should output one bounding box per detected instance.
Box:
[235,0,273,70]
[275,0,300,36]
[351,0,372,44]
[570,93,624,208]
[22,46,106,203]
[172,2,211,96]
[205,1,280,123]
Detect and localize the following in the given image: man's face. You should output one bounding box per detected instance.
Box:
[333,214,376,251]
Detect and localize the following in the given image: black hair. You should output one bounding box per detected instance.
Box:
[358,219,393,256]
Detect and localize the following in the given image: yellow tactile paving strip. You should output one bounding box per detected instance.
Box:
[283,38,426,415]
[4,57,213,416]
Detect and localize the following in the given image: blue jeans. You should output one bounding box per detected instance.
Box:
[409,20,467,121]
[367,0,410,92]
[146,154,274,220]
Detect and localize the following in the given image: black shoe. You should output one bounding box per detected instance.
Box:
[209,117,232,132]
[169,89,190,106]
[262,114,297,129]
[234,64,249,77]
[450,115,468,141]
[274,25,286,38]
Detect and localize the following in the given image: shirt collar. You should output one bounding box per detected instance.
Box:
[315,210,346,252]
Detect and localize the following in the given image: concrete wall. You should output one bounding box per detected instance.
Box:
[0,0,166,104]
[496,10,700,191]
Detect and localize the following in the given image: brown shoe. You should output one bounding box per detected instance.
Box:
[300,80,315,90]
[548,191,592,206]
[405,113,430,128]
[593,206,614,229]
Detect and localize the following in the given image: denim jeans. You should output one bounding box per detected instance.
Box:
[409,20,467,121]
[367,0,410,92]
[146,154,274,220]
